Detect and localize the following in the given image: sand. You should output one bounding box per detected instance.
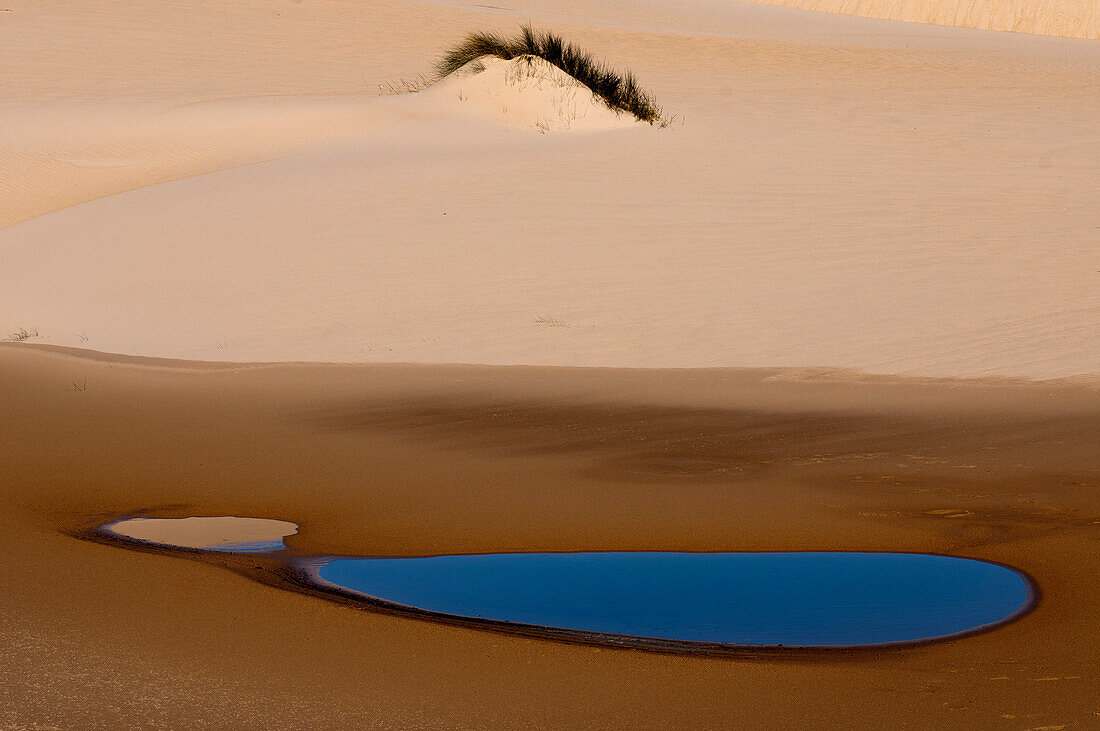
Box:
[3,0,1099,377]
[426,55,641,131]
[748,0,1100,39]
[2,0,1099,726]
[3,345,1099,728]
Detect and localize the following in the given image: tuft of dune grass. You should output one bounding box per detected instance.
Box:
[436,25,663,124]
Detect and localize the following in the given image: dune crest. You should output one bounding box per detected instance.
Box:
[746,0,1099,39]
[426,56,638,132]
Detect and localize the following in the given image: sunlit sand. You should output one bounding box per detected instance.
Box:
[2,0,1097,726]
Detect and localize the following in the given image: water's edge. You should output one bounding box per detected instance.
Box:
[76,519,1041,657]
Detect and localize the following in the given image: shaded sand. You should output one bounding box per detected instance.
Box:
[2,345,1099,727]
[104,516,298,551]
[2,0,1098,378]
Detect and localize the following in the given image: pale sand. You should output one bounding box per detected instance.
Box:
[745,0,1100,39]
[104,516,299,550]
[2,0,1098,378]
[427,56,641,131]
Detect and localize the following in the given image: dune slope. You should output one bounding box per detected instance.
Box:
[3,35,1098,376]
[3,1,1100,728]
[746,0,1100,39]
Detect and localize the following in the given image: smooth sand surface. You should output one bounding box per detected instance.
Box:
[2,0,1099,727]
[2,345,1099,727]
[426,56,640,131]
[748,0,1100,38]
[2,0,1098,377]
[104,516,299,550]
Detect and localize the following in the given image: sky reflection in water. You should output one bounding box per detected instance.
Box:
[318,551,1031,646]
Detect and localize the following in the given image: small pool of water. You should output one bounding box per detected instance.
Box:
[103,516,298,552]
[316,551,1032,647]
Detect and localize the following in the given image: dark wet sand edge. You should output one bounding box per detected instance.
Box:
[72,517,1041,658]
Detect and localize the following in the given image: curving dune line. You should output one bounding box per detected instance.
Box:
[745,0,1099,39]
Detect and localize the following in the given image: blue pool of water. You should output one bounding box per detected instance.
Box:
[317,551,1032,647]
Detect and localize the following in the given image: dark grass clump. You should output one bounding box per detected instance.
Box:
[436,25,663,124]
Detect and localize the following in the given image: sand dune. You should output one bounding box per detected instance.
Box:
[747,0,1100,39]
[3,1,1100,727]
[427,56,642,130]
[3,18,1098,377]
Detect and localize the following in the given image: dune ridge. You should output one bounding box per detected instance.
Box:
[2,0,1098,380]
[745,0,1100,39]
[426,55,639,131]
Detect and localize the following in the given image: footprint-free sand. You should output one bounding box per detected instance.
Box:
[2,0,1098,727]
[3,0,1098,376]
[3,347,1099,727]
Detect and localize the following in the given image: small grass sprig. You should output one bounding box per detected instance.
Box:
[5,326,39,342]
[436,25,663,124]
